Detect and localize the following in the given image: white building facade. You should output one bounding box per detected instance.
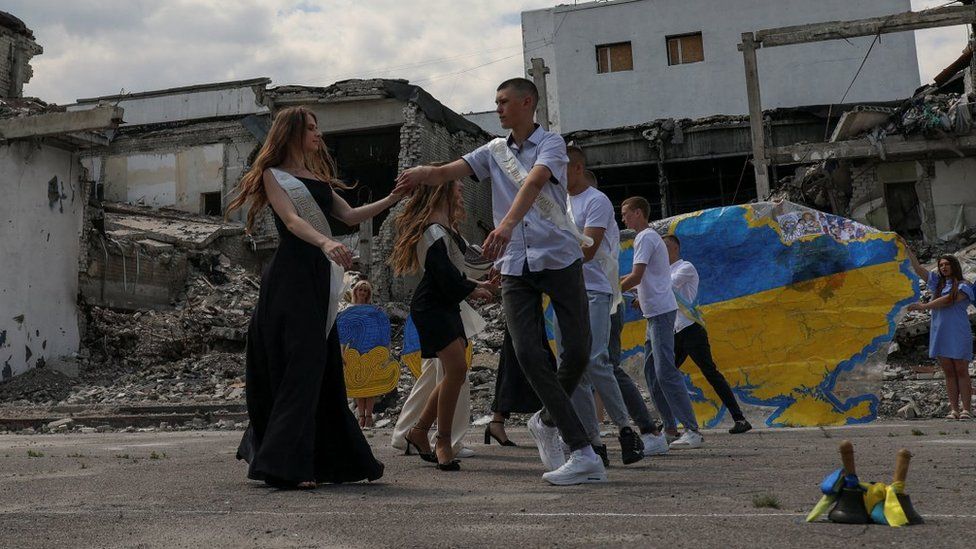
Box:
[522,0,920,133]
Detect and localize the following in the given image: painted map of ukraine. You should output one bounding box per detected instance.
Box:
[616,201,918,427]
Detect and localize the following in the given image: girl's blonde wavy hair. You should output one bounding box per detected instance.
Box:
[388,175,464,276]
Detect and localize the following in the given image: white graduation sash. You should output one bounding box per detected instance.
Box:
[269,168,345,335]
[416,224,487,339]
[487,138,593,248]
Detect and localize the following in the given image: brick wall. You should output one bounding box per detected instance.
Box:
[0,26,41,98]
[849,161,880,211]
[372,102,493,301]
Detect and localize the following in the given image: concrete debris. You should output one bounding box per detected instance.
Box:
[896,401,919,420]
[45,417,73,430]
[0,96,60,119]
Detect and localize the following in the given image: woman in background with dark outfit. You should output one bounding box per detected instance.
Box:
[228,106,400,488]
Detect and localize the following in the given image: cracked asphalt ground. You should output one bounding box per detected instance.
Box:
[0,419,973,548]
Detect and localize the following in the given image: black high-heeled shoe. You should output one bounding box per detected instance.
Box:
[484,421,517,446]
[434,432,460,472]
[403,426,437,463]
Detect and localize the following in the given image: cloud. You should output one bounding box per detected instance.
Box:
[10,0,971,114]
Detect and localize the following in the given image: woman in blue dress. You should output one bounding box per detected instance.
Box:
[905,246,974,420]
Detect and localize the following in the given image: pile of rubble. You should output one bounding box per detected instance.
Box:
[892,92,973,138]
[0,255,512,430]
[84,251,256,370]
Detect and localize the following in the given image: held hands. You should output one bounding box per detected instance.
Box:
[321,239,354,269]
[469,280,498,303]
[393,165,433,195]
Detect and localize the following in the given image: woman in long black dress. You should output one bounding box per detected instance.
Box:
[486,327,552,446]
[389,179,494,470]
[227,106,399,488]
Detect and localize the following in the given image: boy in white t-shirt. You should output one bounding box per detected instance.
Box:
[618,197,703,449]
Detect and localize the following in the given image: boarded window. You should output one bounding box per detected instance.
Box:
[596,42,634,74]
[667,33,704,65]
[201,192,222,216]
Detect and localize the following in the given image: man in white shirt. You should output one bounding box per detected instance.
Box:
[396,78,605,485]
[664,235,752,434]
[561,147,646,465]
[619,196,704,449]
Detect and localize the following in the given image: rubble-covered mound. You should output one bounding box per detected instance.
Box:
[83,252,255,370]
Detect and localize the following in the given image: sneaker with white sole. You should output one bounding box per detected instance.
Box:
[669,430,704,449]
[641,432,669,456]
[456,447,475,459]
[528,411,567,470]
[542,451,607,485]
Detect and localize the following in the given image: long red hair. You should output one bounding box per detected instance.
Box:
[226,106,349,231]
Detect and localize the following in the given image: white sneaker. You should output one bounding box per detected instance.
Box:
[641,432,669,456]
[528,411,567,471]
[456,447,475,459]
[542,451,607,485]
[669,430,704,449]
[559,435,571,461]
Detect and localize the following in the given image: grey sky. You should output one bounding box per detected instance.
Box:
[9,0,971,114]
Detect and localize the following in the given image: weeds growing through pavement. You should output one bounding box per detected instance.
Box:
[752,494,781,509]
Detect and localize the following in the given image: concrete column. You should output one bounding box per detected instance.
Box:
[528,58,551,131]
[739,33,770,200]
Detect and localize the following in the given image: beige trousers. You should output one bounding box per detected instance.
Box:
[390,358,471,454]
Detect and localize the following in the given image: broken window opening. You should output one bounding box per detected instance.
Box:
[325,127,401,237]
[884,181,923,239]
[201,192,222,216]
[596,42,634,74]
[667,33,704,66]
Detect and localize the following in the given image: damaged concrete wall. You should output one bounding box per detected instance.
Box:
[929,158,976,238]
[848,159,953,241]
[67,78,269,127]
[0,141,86,380]
[0,12,42,98]
[87,119,259,218]
[74,79,268,218]
[103,144,224,211]
[372,102,493,301]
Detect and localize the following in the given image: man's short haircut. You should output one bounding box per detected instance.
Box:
[662,234,680,248]
[621,196,651,219]
[566,145,586,167]
[497,78,539,107]
[583,170,598,187]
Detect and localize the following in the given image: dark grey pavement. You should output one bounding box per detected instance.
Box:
[0,420,973,548]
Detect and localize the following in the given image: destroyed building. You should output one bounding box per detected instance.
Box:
[0,11,122,381]
[759,7,976,244]
[71,78,492,305]
[260,80,493,300]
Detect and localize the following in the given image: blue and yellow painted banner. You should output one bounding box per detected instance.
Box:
[401,316,474,378]
[400,201,916,427]
[615,201,917,427]
[338,304,400,398]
